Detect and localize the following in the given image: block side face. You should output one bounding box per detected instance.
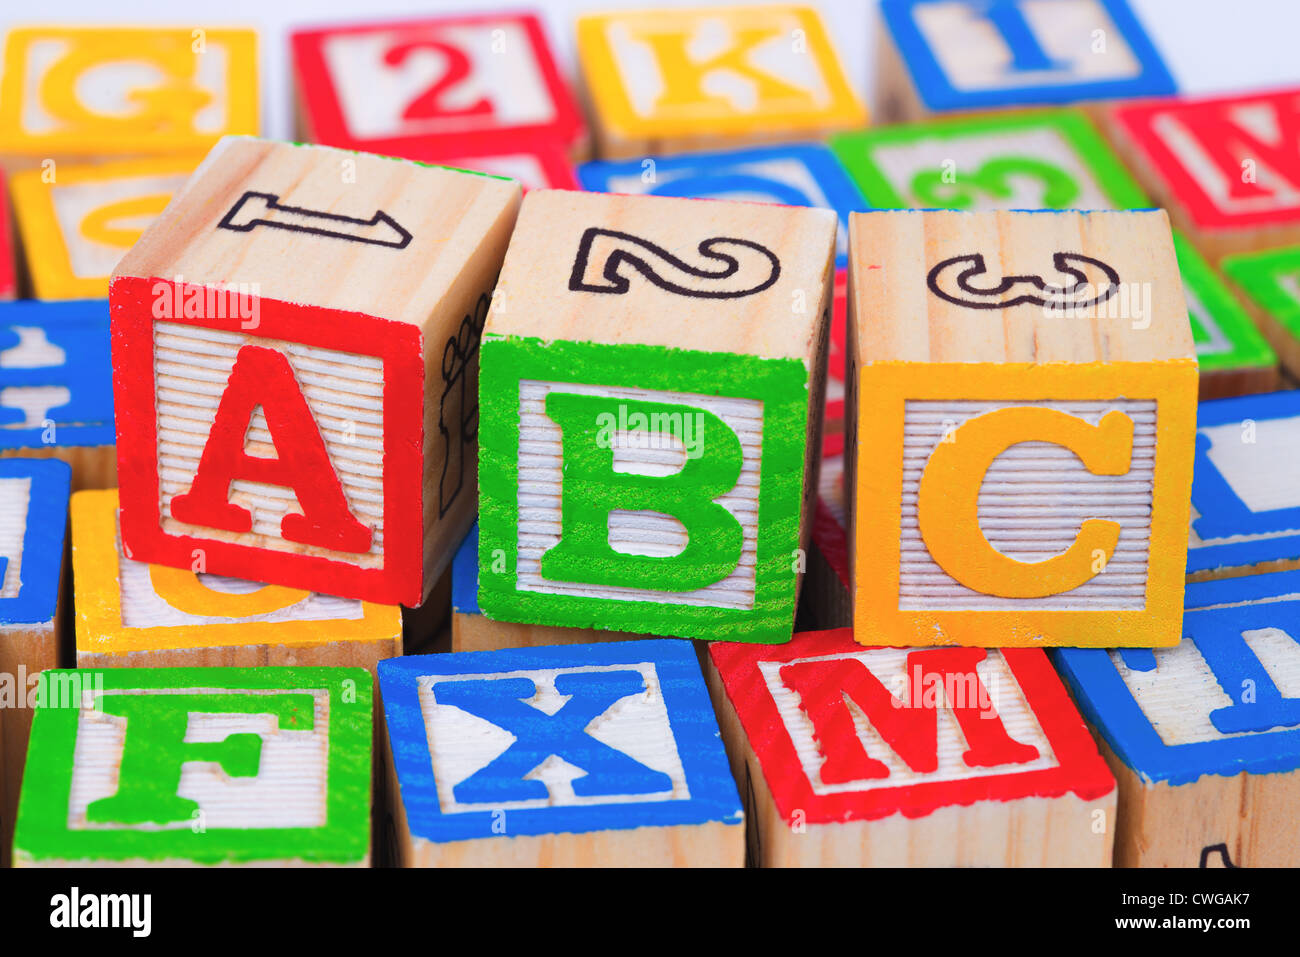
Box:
[1188,388,1300,577]
[1222,247,1300,343]
[0,28,258,157]
[879,0,1175,113]
[378,641,743,844]
[1178,234,1278,373]
[486,188,836,363]
[848,208,1193,365]
[290,13,585,158]
[113,137,522,328]
[477,336,809,643]
[0,457,70,625]
[852,361,1195,647]
[110,276,424,605]
[0,299,115,450]
[709,628,1115,825]
[14,667,372,865]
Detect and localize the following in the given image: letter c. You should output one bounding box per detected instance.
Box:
[149,563,310,617]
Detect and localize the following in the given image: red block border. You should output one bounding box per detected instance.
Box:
[291,12,585,160]
[110,275,425,606]
[709,628,1115,824]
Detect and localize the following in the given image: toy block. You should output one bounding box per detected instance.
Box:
[1113,88,1300,260]
[0,299,116,490]
[1221,245,1300,378]
[578,144,868,270]
[291,13,586,161]
[0,170,15,299]
[477,189,837,644]
[10,156,200,300]
[1186,389,1300,582]
[109,136,522,608]
[0,457,70,866]
[72,488,402,670]
[575,5,865,160]
[0,27,257,167]
[13,665,371,867]
[831,112,1279,399]
[378,640,743,866]
[434,145,579,192]
[874,0,1175,123]
[451,521,654,652]
[847,209,1196,647]
[704,627,1116,866]
[1055,570,1300,867]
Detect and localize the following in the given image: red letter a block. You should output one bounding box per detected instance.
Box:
[110,137,521,606]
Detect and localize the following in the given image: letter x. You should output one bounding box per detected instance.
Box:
[433,670,673,804]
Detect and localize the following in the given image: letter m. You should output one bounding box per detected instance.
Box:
[778,648,1039,784]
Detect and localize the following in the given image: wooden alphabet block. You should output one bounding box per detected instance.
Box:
[704,627,1116,866]
[478,189,836,643]
[0,170,15,300]
[109,137,522,607]
[379,640,743,866]
[1221,245,1300,378]
[291,13,585,161]
[0,457,70,866]
[1114,87,1300,260]
[0,300,116,490]
[875,0,1175,123]
[1055,570,1300,867]
[578,144,867,270]
[73,488,402,670]
[576,5,865,159]
[1186,390,1300,581]
[10,156,199,300]
[13,665,371,867]
[847,209,1196,647]
[0,27,257,167]
[831,111,1278,399]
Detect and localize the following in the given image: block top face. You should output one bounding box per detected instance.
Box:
[0,458,71,626]
[72,489,400,656]
[849,208,1194,365]
[1055,571,1300,785]
[577,5,865,140]
[1115,88,1300,232]
[880,0,1175,112]
[1187,389,1300,576]
[0,299,114,450]
[486,189,837,363]
[14,666,372,866]
[709,628,1114,823]
[112,136,522,328]
[291,13,584,157]
[0,27,259,157]
[378,640,743,843]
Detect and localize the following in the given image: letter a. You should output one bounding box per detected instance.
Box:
[171,345,372,552]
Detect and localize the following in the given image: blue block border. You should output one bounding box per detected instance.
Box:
[0,458,70,625]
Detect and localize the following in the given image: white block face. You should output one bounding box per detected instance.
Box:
[153,321,385,568]
[911,0,1142,91]
[67,688,330,830]
[602,13,833,117]
[864,128,1118,209]
[48,172,191,279]
[0,476,32,599]
[113,520,364,628]
[900,399,1157,611]
[417,662,690,812]
[446,154,550,191]
[322,23,556,139]
[1111,629,1300,746]
[515,380,762,610]
[760,647,1056,794]
[1201,417,1300,514]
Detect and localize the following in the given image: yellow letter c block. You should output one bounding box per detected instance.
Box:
[917,407,1135,599]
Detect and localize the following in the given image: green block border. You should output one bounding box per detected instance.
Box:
[1222,246,1300,345]
[828,108,1150,209]
[477,334,809,644]
[14,666,372,865]
[1176,234,1277,373]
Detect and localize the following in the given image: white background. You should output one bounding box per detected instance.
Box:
[2,0,1299,143]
